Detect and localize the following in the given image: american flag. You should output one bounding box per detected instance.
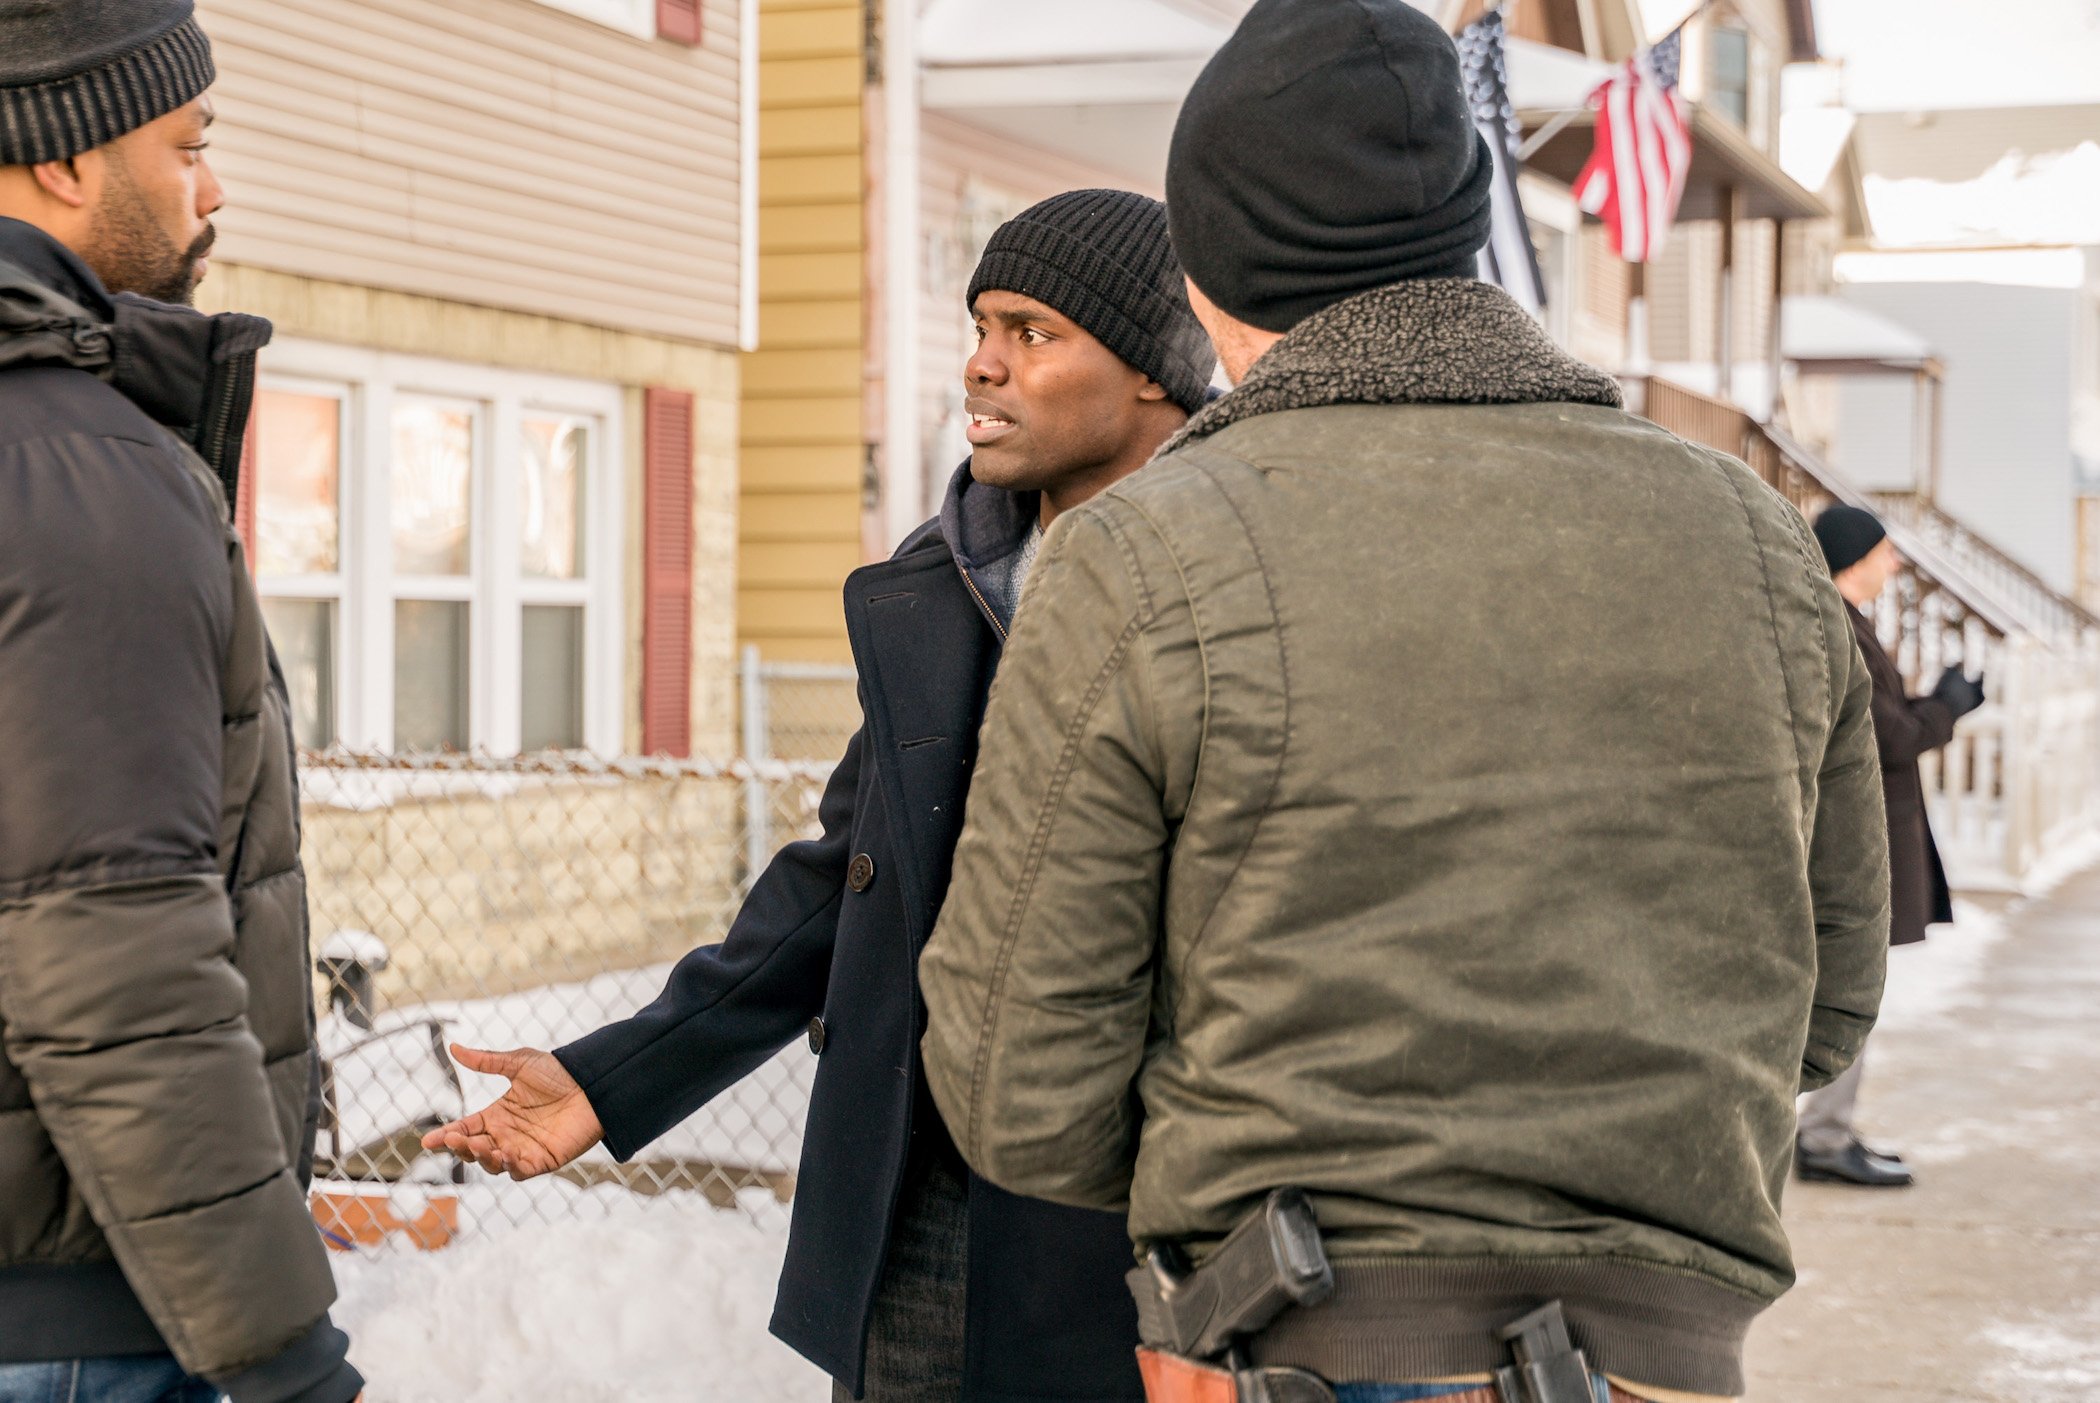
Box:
[1457,8,1547,313]
[1574,27,1692,264]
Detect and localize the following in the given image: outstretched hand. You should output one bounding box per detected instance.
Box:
[421,1045,604,1180]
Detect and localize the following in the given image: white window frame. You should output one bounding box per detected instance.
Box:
[255,339,627,756]
[525,0,657,40]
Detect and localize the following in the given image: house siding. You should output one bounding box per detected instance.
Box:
[198,0,745,347]
[736,0,865,663]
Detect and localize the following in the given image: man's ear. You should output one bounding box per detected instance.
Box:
[30,156,89,209]
[1137,378,1169,403]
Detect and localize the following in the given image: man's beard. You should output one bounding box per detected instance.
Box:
[83,157,213,305]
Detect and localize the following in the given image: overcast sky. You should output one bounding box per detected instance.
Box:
[1634,0,2100,109]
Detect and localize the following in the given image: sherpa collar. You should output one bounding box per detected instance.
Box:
[1162,278,1623,455]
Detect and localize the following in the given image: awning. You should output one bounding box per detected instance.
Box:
[1519,104,1830,223]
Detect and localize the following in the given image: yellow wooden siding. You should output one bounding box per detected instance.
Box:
[197,0,743,346]
[738,0,865,662]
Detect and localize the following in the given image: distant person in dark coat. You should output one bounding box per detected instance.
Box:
[1800,505,1985,1187]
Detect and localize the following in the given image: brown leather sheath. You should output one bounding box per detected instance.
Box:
[1136,1349,1241,1403]
[1134,1351,1651,1403]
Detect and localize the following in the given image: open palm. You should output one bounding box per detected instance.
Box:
[422,1045,604,1181]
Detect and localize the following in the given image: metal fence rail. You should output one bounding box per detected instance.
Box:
[299,748,834,1255]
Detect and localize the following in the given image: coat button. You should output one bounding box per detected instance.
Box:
[807,1017,827,1054]
[847,853,876,893]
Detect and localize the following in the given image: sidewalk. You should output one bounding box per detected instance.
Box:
[1745,862,2100,1401]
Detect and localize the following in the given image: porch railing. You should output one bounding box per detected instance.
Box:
[1639,376,2100,887]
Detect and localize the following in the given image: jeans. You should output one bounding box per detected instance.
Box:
[830,1147,970,1403]
[0,1357,218,1403]
[1335,1379,1615,1402]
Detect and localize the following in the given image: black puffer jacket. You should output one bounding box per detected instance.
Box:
[0,218,358,1403]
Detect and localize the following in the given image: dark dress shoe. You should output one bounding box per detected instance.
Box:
[1857,1138,1905,1166]
[1796,1139,1915,1187]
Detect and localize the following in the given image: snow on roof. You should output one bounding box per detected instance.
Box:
[1863,141,2100,249]
[1835,247,2091,290]
[1780,107,1858,193]
[1782,294,1937,366]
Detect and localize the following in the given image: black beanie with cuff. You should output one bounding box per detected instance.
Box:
[1813,505,1889,577]
[1166,0,1495,333]
[967,188,1218,417]
[0,0,215,166]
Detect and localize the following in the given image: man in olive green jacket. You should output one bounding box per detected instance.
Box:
[918,2,1889,1399]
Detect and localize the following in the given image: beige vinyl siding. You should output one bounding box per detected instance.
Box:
[198,0,744,346]
[738,0,864,662]
[915,113,1159,521]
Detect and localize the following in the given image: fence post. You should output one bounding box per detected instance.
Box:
[741,645,770,889]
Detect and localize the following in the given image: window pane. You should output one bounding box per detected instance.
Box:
[255,391,340,577]
[395,600,470,750]
[261,597,337,748]
[1711,28,1750,127]
[393,402,474,576]
[522,417,588,580]
[521,605,585,751]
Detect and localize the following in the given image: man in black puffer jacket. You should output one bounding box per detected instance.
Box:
[0,4,359,1402]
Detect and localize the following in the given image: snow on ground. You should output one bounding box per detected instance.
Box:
[1874,899,2009,1033]
[2019,827,2100,901]
[324,968,828,1400]
[331,1185,828,1403]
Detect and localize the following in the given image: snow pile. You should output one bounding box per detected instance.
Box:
[2019,827,2100,901]
[1864,142,2100,249]
[331,1190,828,1403]
[1875,899,2008,1033]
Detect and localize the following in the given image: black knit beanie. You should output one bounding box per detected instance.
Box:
[0,0,214,166]
[967,189,1218,417]
[1813,505,1888,576]
[1167,0,1495,333]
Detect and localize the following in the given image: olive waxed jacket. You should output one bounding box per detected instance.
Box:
[0,220,357,1403]
[920,278,1890,1398]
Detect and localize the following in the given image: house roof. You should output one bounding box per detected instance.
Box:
[1853,105,2100,183]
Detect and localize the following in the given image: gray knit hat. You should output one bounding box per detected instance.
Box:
[0,0,215,166]
[967,189,1218,416]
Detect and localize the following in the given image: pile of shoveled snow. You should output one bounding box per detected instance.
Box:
[330,1189,828,1403]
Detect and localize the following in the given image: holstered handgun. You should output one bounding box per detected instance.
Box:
[1126,1188,1337,1403]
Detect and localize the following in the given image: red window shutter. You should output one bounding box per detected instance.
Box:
[657,0,702,45]
[642,387,695,758]
[235,401,258,562]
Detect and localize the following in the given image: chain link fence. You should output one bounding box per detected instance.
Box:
[301,742,839,1258]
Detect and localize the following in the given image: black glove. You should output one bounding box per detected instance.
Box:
[1932,665,1985,719]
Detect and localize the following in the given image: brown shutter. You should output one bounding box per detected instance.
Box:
[656,0,702,45]
[642,387,695,757]
[235,402,258,561]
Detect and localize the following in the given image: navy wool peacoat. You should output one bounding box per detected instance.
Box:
[554,464,1143,1401]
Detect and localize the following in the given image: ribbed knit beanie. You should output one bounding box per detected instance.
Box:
[1813,505,1889,577]
[0,0,214,166]
[1167,0,1494,333]
[967,189,1218,416]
